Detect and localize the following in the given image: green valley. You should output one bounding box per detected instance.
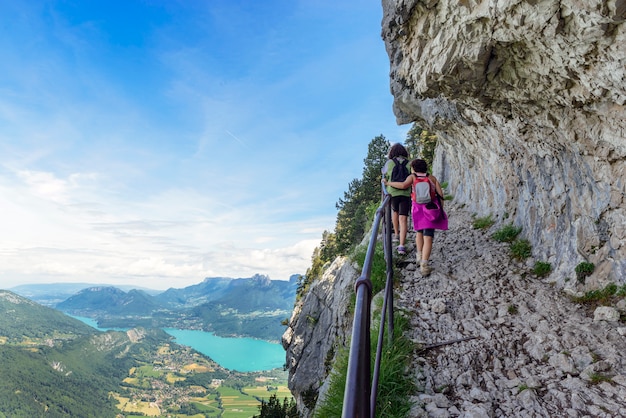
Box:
[0,290,292,417]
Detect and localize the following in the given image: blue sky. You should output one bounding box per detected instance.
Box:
[0,1,408,290]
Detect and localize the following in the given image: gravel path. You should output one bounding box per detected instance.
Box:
[394,204,626,417]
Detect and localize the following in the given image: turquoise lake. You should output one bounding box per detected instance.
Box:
[68,315,285,372]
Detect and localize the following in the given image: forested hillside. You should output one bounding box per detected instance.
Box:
[0,290,134,416]
[0,290,95,342]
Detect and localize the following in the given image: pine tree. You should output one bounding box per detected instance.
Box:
[306,134,392,281]
[334,135,390,254]
[404,122,437,169]
[254,394,299,418]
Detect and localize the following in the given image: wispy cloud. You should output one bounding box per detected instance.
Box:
[0,166,329,288]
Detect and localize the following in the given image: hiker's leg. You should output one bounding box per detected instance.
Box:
[399,215,408,246]
[422,229,435,261]
[415,230,424,264]
[390,197,400,236]
[392,210,400,236]
[398,197,411,246]
[422,236,433,261]
[415,230,424,253]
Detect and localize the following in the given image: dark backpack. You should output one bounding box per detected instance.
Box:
[390,158,409,183]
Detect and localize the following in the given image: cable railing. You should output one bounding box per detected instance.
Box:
[341,185,395,417]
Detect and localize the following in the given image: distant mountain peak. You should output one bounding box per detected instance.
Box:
[251,274,271,286]
[0,290,37,306]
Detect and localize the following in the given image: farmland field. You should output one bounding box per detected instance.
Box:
[114,395,161,416]
[219,386,260,417]
[243,385,292,401]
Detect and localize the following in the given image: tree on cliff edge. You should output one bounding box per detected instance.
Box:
[404,122,437,168]
[302,135,390,293]
[334,134,390,254]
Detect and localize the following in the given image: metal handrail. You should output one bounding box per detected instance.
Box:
[342,184,395,418]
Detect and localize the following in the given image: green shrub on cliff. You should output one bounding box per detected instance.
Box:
[510,239,532,260]
[492,223,522,242]
[472,214,495,230]
[533,261,552,277]
[575,262,595,283]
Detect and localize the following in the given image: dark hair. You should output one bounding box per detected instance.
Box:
[387,143,409,159]
[411,159,428,173]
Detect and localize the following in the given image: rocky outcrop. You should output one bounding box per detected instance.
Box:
[282,257,358,416]
[382,0,626,288]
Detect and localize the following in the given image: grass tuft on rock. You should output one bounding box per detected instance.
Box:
[510,239,532,260]
[472,214,495,230]
[533,261,552,277]
[492,223,522,243]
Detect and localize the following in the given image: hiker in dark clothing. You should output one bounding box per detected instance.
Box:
[381,143,411,255]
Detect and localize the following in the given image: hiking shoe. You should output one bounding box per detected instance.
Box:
[397,245,406,255]
[420,262,432,276]
[392,234,399,243]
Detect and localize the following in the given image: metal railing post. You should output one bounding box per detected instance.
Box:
[342,277,372,417]
[370,198,394,416]
[342,187,394,418]
[385,197,394,343]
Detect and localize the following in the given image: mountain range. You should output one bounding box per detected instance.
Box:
[11,274,301,341]
[9,282,161,307]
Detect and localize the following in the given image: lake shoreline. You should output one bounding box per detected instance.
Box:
[68,314,286,372]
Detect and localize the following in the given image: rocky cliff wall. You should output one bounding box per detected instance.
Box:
[382,0,626,287]
[282,257,358,416]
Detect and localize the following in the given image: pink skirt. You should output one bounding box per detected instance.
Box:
[412,200,449,231]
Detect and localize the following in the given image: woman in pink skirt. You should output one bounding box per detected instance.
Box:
[384,159,448,276]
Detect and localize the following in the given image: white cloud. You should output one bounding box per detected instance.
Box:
[0,167,328,290]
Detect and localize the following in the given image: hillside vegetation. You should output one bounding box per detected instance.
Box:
[0,291,95,342]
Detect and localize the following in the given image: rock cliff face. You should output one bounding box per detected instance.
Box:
[282,257,358,416]
[382,0,626,288]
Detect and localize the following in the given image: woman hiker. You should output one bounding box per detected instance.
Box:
[381,143,412,255]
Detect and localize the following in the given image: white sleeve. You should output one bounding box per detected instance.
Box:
[382,160,391,175]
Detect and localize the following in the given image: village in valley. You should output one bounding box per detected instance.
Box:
[112,342,291,417]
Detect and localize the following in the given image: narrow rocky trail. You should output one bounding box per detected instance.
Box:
[394,204,626,417]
